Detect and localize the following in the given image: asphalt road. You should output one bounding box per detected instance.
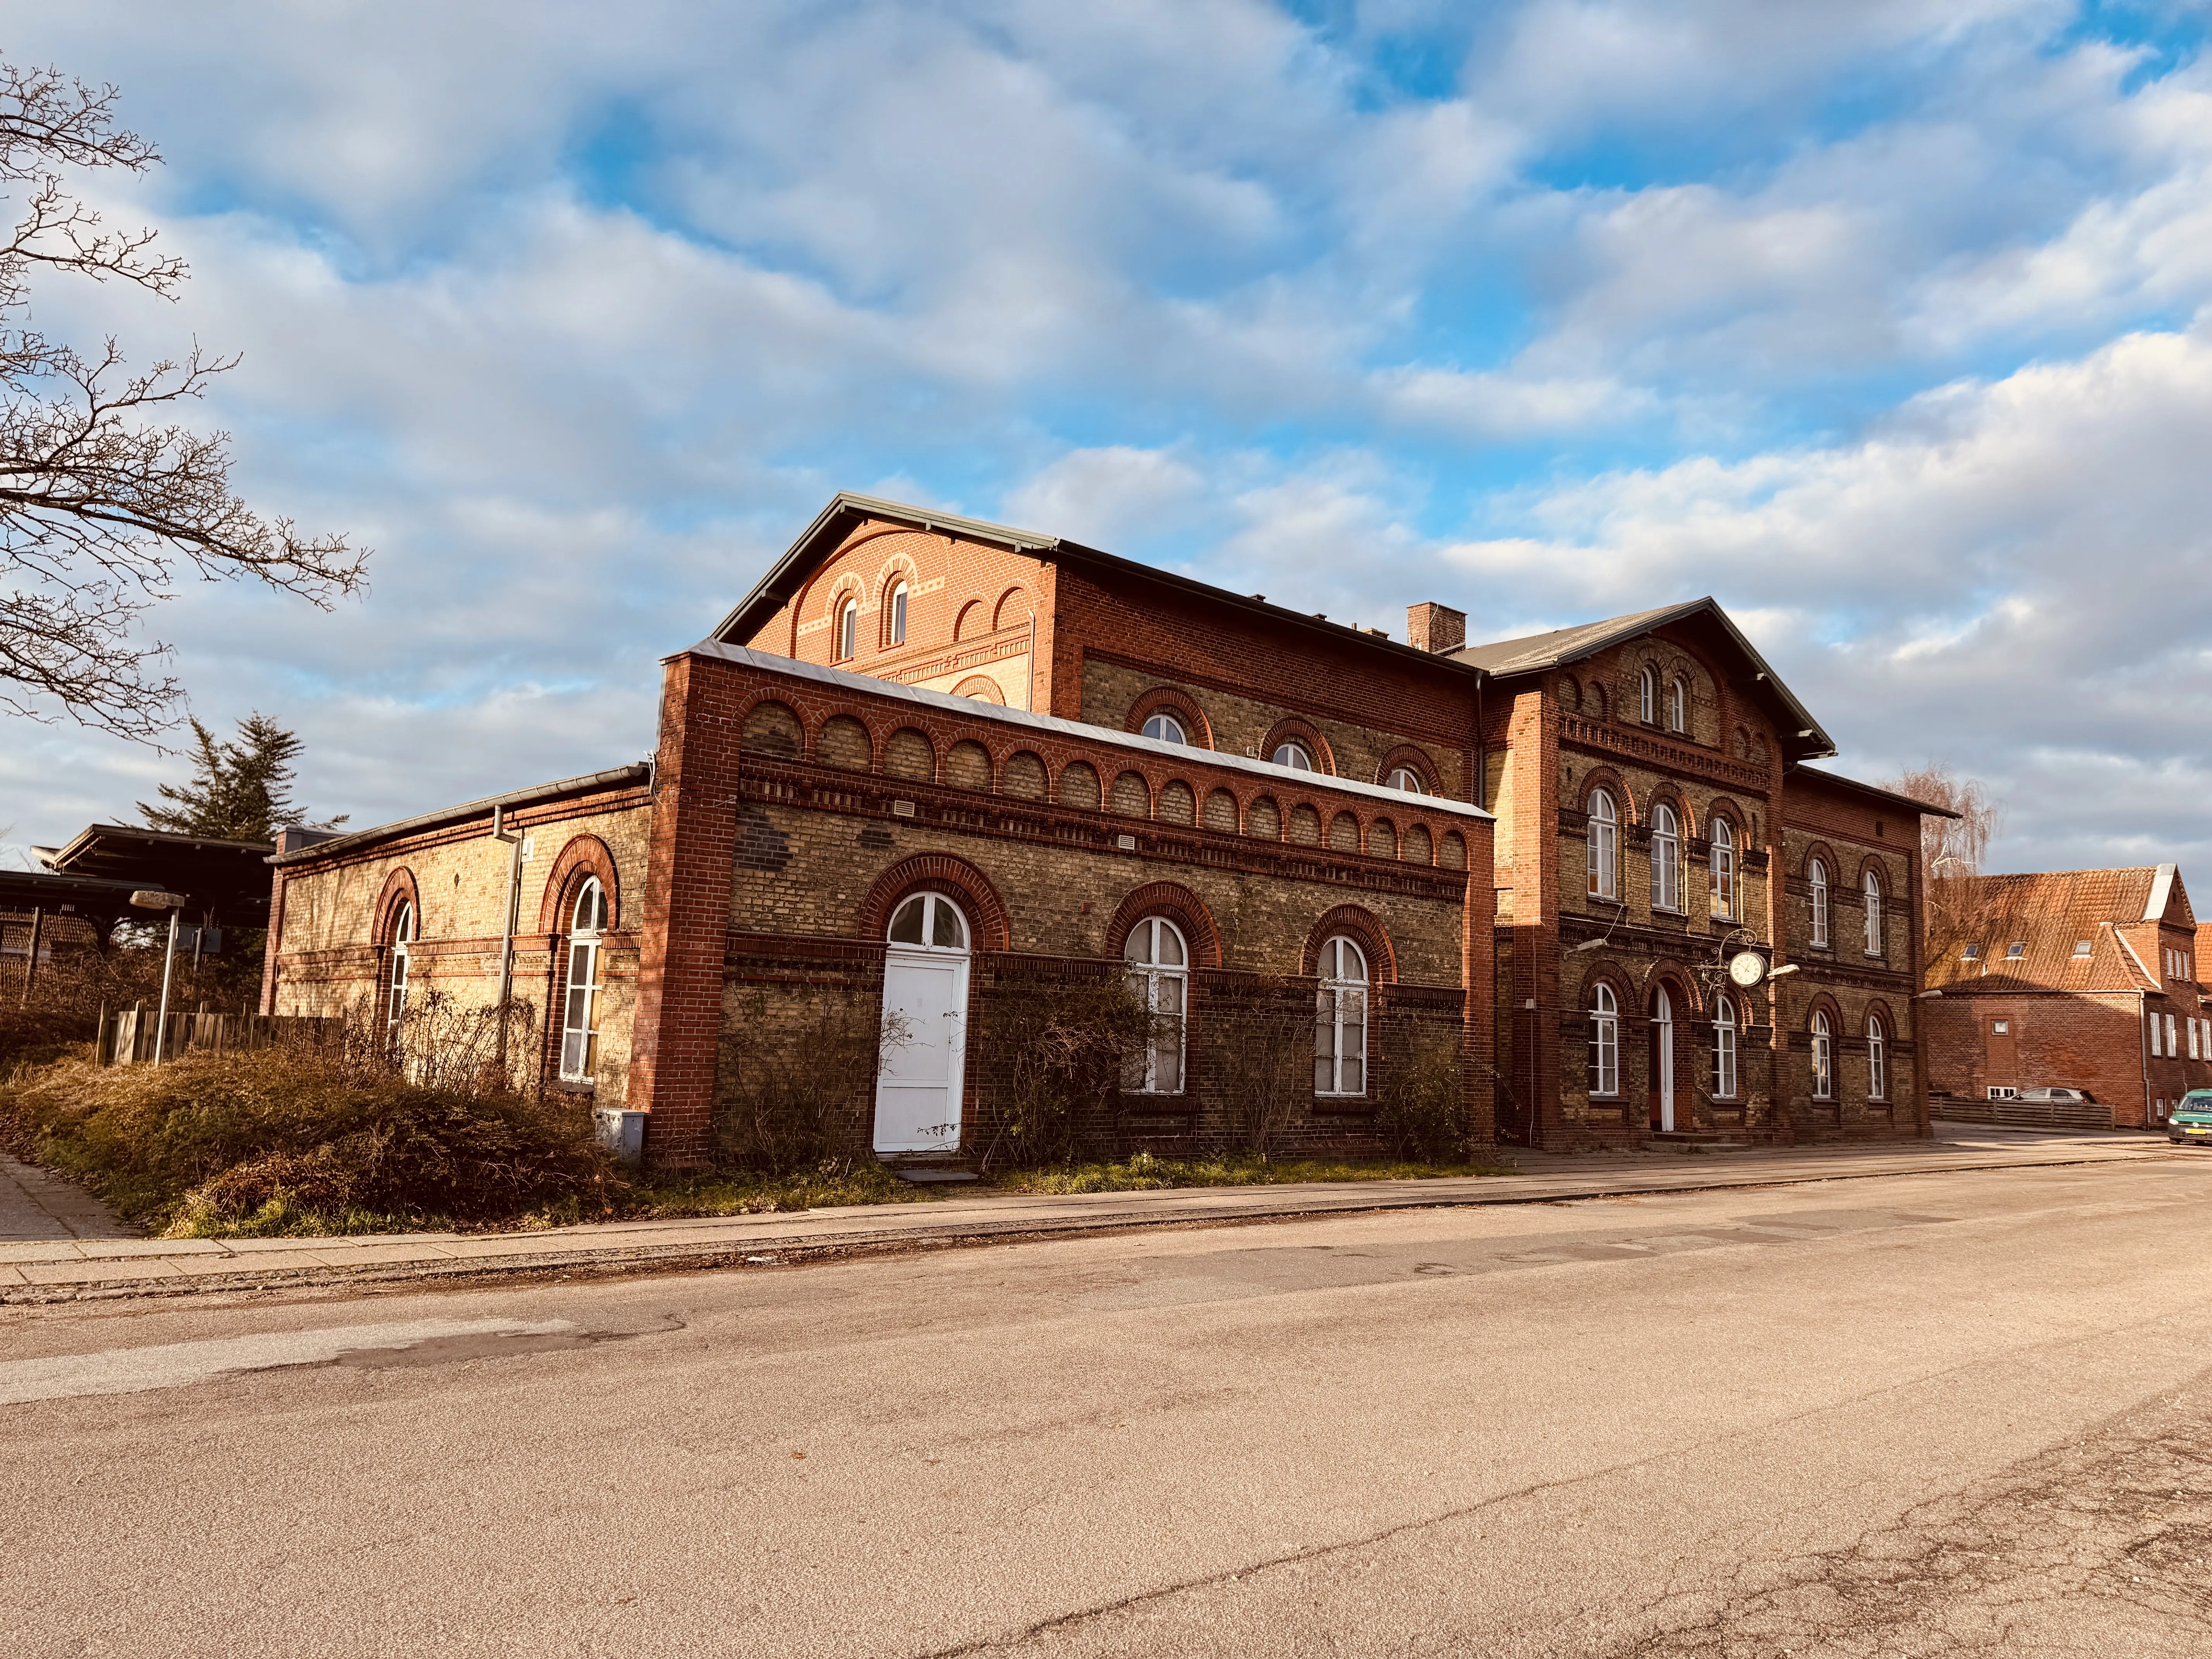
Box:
[5,1158,2212,1657]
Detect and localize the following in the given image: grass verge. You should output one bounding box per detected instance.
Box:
[982,1151,1513,1194]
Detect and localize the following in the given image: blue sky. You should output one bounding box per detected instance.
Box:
[4,0,2212,874]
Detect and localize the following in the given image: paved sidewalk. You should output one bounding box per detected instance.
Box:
[0,1155,134,1244]
[0,1128,2183,1304]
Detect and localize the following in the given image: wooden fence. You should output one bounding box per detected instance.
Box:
[98,1005,342,1066]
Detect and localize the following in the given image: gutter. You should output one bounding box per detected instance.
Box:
[268,764,653,867]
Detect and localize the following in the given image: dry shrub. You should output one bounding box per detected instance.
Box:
[0,1041,621,1236]
[1376,1020,1470,1162]
[978,970,1155,1170]
[1202,980,1319,1160]
[715,986,910,1175]
[0,926,262,1067]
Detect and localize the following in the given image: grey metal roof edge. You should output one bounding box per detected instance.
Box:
[1784,764,1963,819]
[270,764,654,867]
[708,492,1487,677]
[681,641,1496,821]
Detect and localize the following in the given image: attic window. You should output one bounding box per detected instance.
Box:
[1962,944,1980,960]
[2006,942,2025,958]
[2073,939,2092,957]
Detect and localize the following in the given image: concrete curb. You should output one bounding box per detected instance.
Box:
[0,1139,2185,1305]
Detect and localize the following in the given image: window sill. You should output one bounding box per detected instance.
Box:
[550,1079,596,1096]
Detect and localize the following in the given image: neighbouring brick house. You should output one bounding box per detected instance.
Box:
[263,492,1949,1164]
[1920,866,2210,1128]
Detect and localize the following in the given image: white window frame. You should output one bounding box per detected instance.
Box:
[1652,804,1681,913]
[1387,766,1426,795]
[2149,1008,2161,1057]
[1812,1010,1834,1100]
[1710,817,1735,920]
[1862,870,1883,957]
[1714,994,1738,1100]
[559,877,608,1083]
[1314,936,1368,1097]
[838,598,858,660]
[1141,712,1187,745]
[888,580,908,647]
[1272,740,1313,771]
[2191,1017,2202,1062]
[1588,790,1618,900]
[386,899,414,1039]
[1810,859,1829,947]
[1639,667,1656,724]
[1867,1015,1887,1101]
[2167,1013,2178,1057]
[1124,917,1188,1095]
[1591,983,1620,1096]
[1668,676,1686,733]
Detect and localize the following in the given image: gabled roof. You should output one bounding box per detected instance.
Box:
[1925,867,2195,995]
[708,492,1477,676]
[1452,597,1837,761]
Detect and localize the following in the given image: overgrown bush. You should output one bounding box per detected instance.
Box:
[1201,980,1319,1161]
[0,1033,621,1237]
[715,986,908,1175]
[0,925,263,1068]
[977,970,1155,1170]
[1376,1020,1470,1163]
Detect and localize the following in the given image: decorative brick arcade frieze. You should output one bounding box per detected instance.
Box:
[1559,715,1769,792]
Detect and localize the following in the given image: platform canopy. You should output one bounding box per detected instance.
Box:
[29,824,276,928]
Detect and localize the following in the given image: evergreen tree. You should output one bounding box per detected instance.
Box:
[138,713,345,842]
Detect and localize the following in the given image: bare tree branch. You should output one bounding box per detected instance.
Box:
[0,57,367,739]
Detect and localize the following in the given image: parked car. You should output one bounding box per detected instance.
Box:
[2018,1087,2096,1103]
[2169,1091,2212,1144]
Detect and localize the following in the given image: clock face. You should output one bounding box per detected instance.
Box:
[1728,950,1767,987]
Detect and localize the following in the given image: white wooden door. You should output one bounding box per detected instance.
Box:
[874,949,968,1152]
[1656,988,1676,1132]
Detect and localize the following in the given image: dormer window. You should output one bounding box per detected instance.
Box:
[2073,939,2092,957]
[1962,944,1980,960]
[2006,942,2025,959]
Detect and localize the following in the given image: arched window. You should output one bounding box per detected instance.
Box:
[1652,804,1681,912]
[1810,859,1830,948]
[888,891,969,951]
[1867,1013,1888,1101]
[559,877,609,1082]
[385,899,415,1038]
[1590,983,1620,1095]
[1863,869,1884,957]
[838,598,858,661]
[1387,766,1426,795]
[1669,676,1686,733]
[1123,917,1187,1094]
[888,580,908,647]
[1639,667,1657,724]
[1587,790,1618,900]
[1314,936,1368,1097]
[1272,740,1314,771]
[1812,1010,1834,1099]
[1714,994,1738,1099]
[1142,712,1187,744]
[1710,817,1735,920]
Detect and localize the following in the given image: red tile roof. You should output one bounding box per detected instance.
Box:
[1925,867,2194,994]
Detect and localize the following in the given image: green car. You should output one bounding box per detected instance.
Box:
[2170,1091,2212,1143]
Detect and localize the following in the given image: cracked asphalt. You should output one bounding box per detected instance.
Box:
[5,1155,2211,1657]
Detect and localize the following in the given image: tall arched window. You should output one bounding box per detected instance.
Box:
[1141,712,1187,744]
[1810,858,1830,947]
[838,597,858,661]
[1863,869,1884,957]
[1669,676,1687,733]
[1639,667,1657,724]
[1714,994,1738,1099]
[1587,790,1618,899]
[1710,817,1735,920]
[1652,804,1681,912]
[1812,1010,1834,1099]
[386,900,415,1038]
[1314,936,1368,1097]
[1867,1013,1887,1101]
[1591,983,1619,1096]
[888,580,908,647]
[559,877,609,1082]
[1123,917,1187,1094]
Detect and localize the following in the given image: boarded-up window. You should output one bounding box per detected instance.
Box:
[740,700,801,756]
[1059,761,1101,809]
[1248,796,1281,840]
[1289,804,1321,845]
[946,740,991,792]
[886,728,934,781]
[1403,824,1433,865]
[818,715,871,771]
[1113,771,1151,817]
[1205,789,1238,832]
[1159,781,1195,825]
[1330,812,1360,852]
[1441,830,1466,870]
[1004,751,1047,799]
[1369,819,1397,860]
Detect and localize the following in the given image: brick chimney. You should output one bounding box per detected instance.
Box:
[1406,601,1466,655]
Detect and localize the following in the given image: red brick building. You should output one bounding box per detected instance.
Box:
[264,492,1949,1164]
[1920,866,2210,1128]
